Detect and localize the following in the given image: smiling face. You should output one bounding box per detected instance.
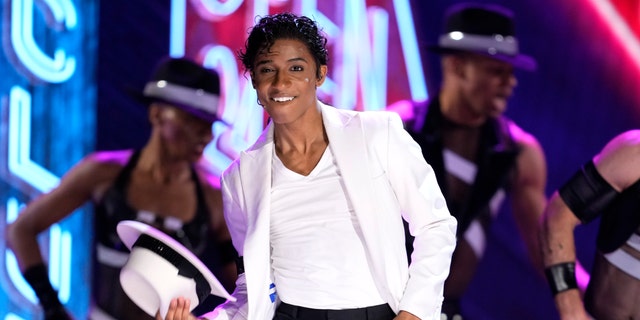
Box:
[454,53,517,120]
[250,38,327,125]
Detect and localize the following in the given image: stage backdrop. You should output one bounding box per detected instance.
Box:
[2,0,640,319]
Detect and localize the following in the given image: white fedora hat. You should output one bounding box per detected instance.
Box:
[117,220,236,318]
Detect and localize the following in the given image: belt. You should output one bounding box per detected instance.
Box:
[275,302,395,320]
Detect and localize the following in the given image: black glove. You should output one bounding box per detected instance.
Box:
[22,263,73,320]
[43,304,73,320]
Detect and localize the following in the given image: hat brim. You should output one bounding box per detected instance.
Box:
[127,89,220,124]
[117,220,236,317]
[427,45,537,71]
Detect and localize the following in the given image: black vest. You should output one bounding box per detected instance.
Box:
[410,98,520,235]
[93,150,212,257]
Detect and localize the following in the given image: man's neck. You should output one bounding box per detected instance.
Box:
[439,92,487,128]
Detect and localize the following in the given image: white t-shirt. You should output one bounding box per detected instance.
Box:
[270,146,385,309]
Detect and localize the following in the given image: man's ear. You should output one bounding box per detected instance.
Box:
[250,71,257,88]
[316,65,328,87]
[148,103,162,124]
[443,55,466,78]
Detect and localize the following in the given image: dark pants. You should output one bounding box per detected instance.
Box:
[441,299,463,320]
[273,302,396,320]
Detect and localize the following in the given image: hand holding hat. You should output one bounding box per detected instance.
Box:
[117,220,236,318]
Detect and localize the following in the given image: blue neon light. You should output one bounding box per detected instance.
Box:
[344,0,389,110]
[170,0,187,57]
[393,0,428,101]
[8,86,61,193]
[365,7,389,110]
[47,224,72,303]
[41,0,78,29]
[194,0,243,19]
[200,45,261,173]
[1,0,95,317]
[5,197,37,305]
[5,313,26,320]
[10,0,76,83]
[6,87,73,302]
[299,0,340,38]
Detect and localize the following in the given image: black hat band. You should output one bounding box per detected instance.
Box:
[144,81,219,115]
[438,32,519,56]
[132,234,212,303]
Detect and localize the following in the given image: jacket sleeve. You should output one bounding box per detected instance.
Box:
[201,273,248,320]
[383,112,457,319]
[203,165,249,319]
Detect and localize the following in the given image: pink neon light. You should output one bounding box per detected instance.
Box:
[586,0,640,73]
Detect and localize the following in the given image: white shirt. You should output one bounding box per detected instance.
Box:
[270,147,385,309]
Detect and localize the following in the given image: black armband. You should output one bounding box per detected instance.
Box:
[23,263,72,319]
[544,262,578,295]
[558,160,618,223]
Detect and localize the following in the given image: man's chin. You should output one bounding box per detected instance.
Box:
[490,103,507,116]
[185,150,204,162]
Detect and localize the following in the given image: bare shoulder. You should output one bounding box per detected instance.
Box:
[507,121,546,166]
[49,149,133,201]
[597,130,640,160]
[505,121,546,188]
[75,150,133,178]
[83,150,133,166]
[594,130,640,191]
[69,150,133,185]
[507,120,543,152]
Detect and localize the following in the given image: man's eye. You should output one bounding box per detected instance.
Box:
[291,66,303,71]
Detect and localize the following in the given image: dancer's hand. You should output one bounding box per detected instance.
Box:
[155,298,196,320]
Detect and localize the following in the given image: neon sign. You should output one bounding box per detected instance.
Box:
[0,0,425,318]
[587,0,640,74]
[0,0,96,318]
[170,0,427,174]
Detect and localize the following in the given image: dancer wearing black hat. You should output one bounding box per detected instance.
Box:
[397,3,550,319]
[6,57,237,320]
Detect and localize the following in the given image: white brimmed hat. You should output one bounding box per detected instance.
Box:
[117,220,236,318]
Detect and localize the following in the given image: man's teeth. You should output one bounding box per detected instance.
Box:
[273,97,294,102]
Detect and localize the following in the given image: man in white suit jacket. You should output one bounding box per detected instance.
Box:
[205,102,458,320]
[161,13,456,320]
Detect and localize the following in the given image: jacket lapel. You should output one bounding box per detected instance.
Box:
[238,123,277,318]
[321,104,393,300]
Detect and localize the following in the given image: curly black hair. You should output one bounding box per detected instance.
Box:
[238,12,328,79]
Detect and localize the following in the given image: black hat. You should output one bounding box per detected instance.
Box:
[139,57,221,123]
[429,3,536,71]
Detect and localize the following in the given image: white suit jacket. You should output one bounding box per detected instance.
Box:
[206,102,457,320]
